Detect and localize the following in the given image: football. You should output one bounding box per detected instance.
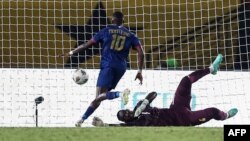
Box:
[72,68,89,85]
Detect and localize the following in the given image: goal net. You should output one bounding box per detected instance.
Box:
[0,0,249,127]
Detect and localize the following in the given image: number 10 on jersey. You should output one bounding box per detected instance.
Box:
[111,34,126,51]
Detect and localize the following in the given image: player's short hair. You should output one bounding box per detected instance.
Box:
[112,11,124,25]
[113,11,124,20]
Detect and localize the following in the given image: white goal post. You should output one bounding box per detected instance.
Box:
[0,0,249,127]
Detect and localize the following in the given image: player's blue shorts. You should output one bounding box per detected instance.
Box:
[97,67,126,90]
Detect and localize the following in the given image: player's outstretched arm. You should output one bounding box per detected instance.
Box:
[134,45,144,85]
[134,92,157,117]
[58,39,96,58]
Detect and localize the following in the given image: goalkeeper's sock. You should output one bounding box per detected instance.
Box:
[82,106,95,120]
[188,68,210,83]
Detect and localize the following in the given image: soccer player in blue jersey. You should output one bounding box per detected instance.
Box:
[92,54,238,127]
[59,11,144,127]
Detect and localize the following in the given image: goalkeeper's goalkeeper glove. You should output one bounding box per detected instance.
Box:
[134,99,149,117]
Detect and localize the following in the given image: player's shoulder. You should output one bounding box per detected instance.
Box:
[120,26,129,31]
[121,26,135,34]
[126,29,139,38]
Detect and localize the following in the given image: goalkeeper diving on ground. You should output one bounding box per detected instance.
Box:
[92,54,238,127]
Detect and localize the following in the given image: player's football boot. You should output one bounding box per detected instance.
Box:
[210,54,223,75]
[75,119,84,127]
[121,88,130,105]
[227,108,238,118]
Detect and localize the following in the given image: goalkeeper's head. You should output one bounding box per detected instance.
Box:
[112,11,124,26]
[117,109,134,122]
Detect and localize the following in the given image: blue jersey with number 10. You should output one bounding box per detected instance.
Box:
[92,25,141,69]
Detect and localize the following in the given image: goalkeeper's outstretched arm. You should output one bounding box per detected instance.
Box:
[92,117,127,127]
[144,91,157,104]
[134,91,157,117]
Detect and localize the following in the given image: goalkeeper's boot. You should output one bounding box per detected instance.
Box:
[227,108,238,119]
[210,54,223,75]
[121,88,130,105]
[75,119,84,127]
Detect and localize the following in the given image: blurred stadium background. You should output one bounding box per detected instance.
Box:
[0,0,249,131]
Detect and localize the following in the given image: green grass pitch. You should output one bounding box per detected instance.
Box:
[0,127,223,141]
